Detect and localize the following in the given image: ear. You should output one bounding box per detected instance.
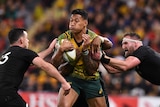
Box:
[19,37,23,44]
[84,20,88,27]
[135,42,139,49]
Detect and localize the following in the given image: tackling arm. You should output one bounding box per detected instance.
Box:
[38,38,57,59]
[32,57,71,95]
[101,55,141,72]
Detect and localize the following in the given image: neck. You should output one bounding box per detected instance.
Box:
[73,28,87,42]
[10,43,24,48]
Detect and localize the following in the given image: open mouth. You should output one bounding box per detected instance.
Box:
[124,49,128,52]
[124,50,129,55]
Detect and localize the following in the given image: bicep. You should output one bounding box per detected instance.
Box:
[32,57,47,68]
[125,56,141,69]
[108,56,141,71]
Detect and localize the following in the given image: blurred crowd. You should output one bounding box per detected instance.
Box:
[1,0,160,96]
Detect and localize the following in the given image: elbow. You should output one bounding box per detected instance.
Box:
[110,42,113,48]
[108,42,113,49]
[102,41,113,50]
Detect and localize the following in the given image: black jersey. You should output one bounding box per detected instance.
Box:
[132,46,160,85]
[0,46,38,94]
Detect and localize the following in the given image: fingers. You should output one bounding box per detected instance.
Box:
[91,43,101,55]
[61,39,74,51]
[82,34,90,42]
[49,38,57,50]
[63,88,71,96]
[61,82,71,96]
[82,34,91,50]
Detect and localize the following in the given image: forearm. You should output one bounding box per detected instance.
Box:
[38,38,57,59]
[102,63,122,73]
[44,63,70,90]
[103,55,129,71]
[33,57,70,90]
[52,50,64,68]
[38,47,53,59]
[82,50,99,73]
[47,64,66,82]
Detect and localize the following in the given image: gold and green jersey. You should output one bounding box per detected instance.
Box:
[57,29,100,80]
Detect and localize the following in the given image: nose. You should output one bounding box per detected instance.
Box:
[70,22,75,26]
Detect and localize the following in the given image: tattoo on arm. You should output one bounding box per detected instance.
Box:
[82,53,99,75]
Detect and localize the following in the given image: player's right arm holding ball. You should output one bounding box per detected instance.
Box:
[52,39,74,68]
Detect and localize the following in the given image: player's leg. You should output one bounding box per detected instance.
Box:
[73,76,110,107]
[57,87,79,107]
[73,90,88,107]
[87,96,107,107]
[99,73,110,107]
[84,79,107,107]
[58,76,81,107]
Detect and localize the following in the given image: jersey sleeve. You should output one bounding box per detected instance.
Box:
[132,46,147,62]
[22,49,39,64]
[58,31,70,40]
[88,29,98,40]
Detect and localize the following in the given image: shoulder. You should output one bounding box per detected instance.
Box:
[8,46,38,63]
[58,30,72,40]
[87,29,98,39]
[13,46,38,58]
[132,46,150,61]
[88,29,98,36]
[134,46,153,54]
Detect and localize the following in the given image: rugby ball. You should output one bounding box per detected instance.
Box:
[63,49,76,62]
[55,39,76,62]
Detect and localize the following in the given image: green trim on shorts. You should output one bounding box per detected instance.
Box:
[66,76,104,99]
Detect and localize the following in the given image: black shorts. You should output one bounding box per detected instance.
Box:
[0,92,27,107]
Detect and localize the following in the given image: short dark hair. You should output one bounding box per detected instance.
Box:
[71,9,88,20]
[8,28,26,44]
[123,32,141,40]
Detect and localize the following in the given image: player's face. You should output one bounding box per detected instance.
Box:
[69,14,87,34]
[22,31,29,49]
[122,36,136,57]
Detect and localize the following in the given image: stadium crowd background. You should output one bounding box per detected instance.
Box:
[0,0,160,96]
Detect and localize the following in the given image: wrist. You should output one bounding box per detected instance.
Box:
[100,54,110,64]
[82,49,89,55]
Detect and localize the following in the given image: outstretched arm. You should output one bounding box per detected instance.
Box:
[101,63,122,73]
[38,38,57,59]
[101,55,141,72]
[32,57,71,95]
